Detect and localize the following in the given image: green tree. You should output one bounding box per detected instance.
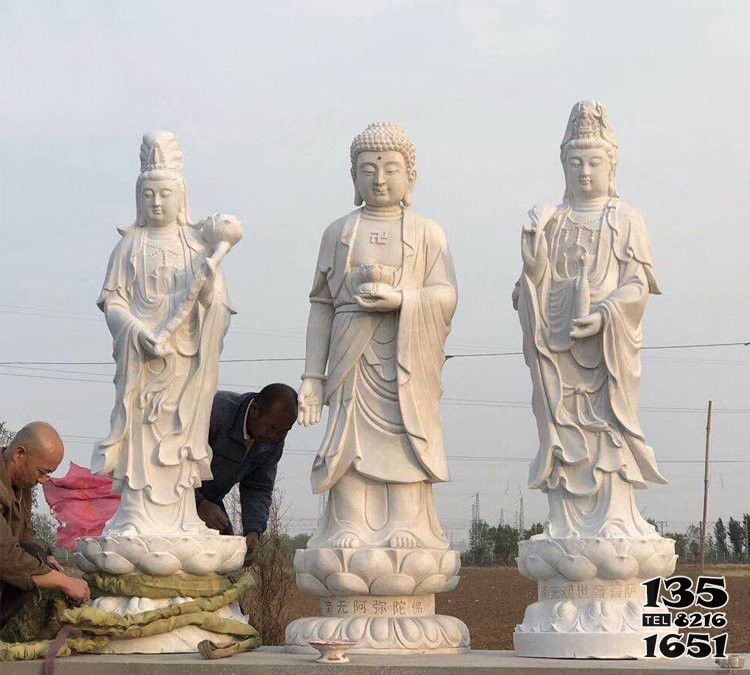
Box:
[714,518,729,560]
[728,517,746,561]
[466,518,496,564]
[493,524,519,565]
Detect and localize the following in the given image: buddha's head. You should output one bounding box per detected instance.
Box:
[135,131,189,228]
[560,101,619,203]
[349,122,417,208]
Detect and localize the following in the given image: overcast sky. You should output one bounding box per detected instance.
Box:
[1,1,748,544]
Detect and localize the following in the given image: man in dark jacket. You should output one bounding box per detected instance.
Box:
[1,422,90,627]
[196,383,297,564]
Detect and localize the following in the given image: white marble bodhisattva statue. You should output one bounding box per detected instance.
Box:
[74,131,247,653]
[512,102,677,658]
[285,123,469,653]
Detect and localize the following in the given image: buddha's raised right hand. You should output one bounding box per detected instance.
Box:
[298,377,324,426]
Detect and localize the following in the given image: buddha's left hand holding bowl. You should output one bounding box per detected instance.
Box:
[355,282,402,312]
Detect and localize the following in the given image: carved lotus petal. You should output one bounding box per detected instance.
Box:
[438,550,461,578]
[562,539,586,556]
[317,618,340,641]
[521,555,557,580]
[434,614,464,645]
[397,617,422,645]
[612,539,629,555]
[344,616,368,641]
[296,573,331,597]
[600,600,623,633]
[370,573,416,596]
[551,600,578,632]
[582,540,616,567]
[96,551,136,575]
[161,536,205,560]
[653,538,676,556]
[556,554,597,581]
[349,549,393,585]
[535,540,566,566]
[598,554,638,580]
[578,601,603,632]
[306,549,343,583]
[627,540,655,565]
[518,602,546,633]
[139,551,181,575]
[414,574,448,594]
[370,617,392,644]
[400,550,438,584]
[640,553,678,579]
[623,600,643,630]
[100,536,147,562]
[217,547,246,574]
[182,551,220,575]
[143,536,173,554]
[325,572,369,595]
[443,576,460,592]
[73,552,98,573]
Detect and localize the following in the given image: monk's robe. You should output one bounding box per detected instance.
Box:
[517,199,666,538]
[92,223,233,535]
[308,208,457,494]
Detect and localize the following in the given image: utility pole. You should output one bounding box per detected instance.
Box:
[500,508,505,527]
[699,400,713,574]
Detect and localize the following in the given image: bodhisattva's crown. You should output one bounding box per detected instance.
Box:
[139,130,184,175]
[561,101,618,152]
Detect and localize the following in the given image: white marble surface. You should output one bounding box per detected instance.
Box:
[513,102,674,658]
[290,122,467,653]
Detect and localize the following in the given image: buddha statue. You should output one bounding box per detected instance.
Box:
[298,122,458,550]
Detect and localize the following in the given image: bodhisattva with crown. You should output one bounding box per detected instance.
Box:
[74,132,249,653]
[512,102,676,658]
[286,123,469,654]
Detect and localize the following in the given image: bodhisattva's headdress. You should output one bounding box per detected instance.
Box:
[135,130,191,226]
[560,101,619,200]
[350,122,417,206]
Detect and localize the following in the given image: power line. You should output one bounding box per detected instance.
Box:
[1,339,746,367]
[3,369,747,414]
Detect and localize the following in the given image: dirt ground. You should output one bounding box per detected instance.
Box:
[285,564,750,652]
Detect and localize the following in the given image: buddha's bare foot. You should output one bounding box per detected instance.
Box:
[389,530,418,548]
[331,532,361,548]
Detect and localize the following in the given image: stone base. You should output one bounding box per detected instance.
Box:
[514,535,677,659]
[90,595,247,654]
[285,610,470,654]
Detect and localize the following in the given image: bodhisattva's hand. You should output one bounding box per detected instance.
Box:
[298,378,324,427]
[521,225,548,278]
[244,531,260,566]
[355,283,402,312]
[137,327,172,358]
[197,499,231,532]
[570,311,604,339]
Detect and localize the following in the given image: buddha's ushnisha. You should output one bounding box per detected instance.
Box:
[299,122,457,550]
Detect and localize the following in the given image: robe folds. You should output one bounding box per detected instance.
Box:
[309,208,457,494]
[517,199,667,496]
[92,224,233,505]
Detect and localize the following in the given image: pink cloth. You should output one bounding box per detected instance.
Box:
[42,462,120,549]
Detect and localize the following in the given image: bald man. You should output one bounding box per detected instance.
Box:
[1,422,90,627]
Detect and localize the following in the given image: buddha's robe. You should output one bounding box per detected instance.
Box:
[92,223,232,530]
[517,199,666,504]
[308,208,457,494]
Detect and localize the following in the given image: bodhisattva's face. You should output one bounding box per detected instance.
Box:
[563,147,611,202]
[140,178,182,227]
[355,150,412,208]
